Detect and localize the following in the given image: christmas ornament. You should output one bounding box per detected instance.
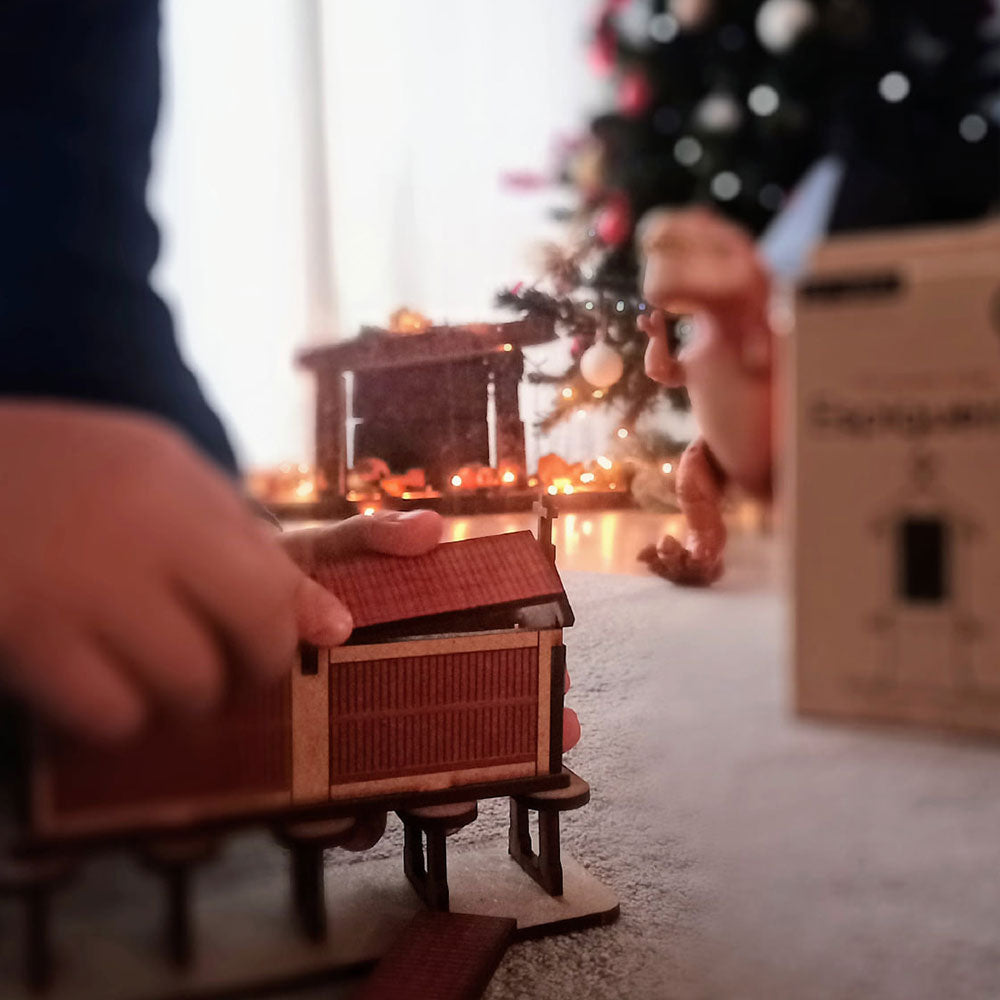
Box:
[580,340,625,389]
[589,15,617,75]
[669,0,713,31]
[694,92,742,132]
[619,71,653,117]
[595,194,631,247]
[756,0,816,54]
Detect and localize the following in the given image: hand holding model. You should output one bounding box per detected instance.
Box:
[637,207,775,585]
[0,401,442,744]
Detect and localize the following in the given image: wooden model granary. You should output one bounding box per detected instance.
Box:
[3,505,597,992]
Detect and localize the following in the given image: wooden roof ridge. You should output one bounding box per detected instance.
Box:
[312,530,568,631]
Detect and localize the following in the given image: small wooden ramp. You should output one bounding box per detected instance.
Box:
[353,912,515,1000]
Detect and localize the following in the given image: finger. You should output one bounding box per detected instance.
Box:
[171,523,303,684]
[564,667,571,693]
[280,510,443,574]
[562,707,581,753]
[294,575,354,647]
[98,584,227,717]
[2,626,146,744]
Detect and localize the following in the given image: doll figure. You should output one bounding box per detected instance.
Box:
[637,207,775,585]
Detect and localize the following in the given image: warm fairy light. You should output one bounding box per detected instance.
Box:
[561,387,574,400]
[402,491,412,499]
[546,485,558,496]
[502,342,514,352]
[662,462,673,474]
[609,483,617,490]
[528,476,539,487]
[597,456,613,470]
[294,480,314,499]
[582,520,593,536]
[563,484,575,495]
[501,470,516,484]
[580,472,595,484]
[616,300,626,312]
[297,462,310,474]
[451,474,463,487]
[362,506,376,516]
[592,389,604,399]
[616,427,629,439]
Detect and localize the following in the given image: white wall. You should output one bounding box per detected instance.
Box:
[151,0,316,467]
[152,0,600,468]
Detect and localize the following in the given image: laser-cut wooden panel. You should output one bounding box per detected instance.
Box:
[42,678,292,822]
[330,645,540,785]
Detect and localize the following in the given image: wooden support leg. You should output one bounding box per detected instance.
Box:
[273,815,358,944]
[139,835,219,970]
[396,802,477,913]
[0,854,75,993]
[508,768,590,898]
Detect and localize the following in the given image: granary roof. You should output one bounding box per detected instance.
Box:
[313,530,570,637]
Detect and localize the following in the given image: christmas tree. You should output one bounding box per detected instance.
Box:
[499,0,999,445]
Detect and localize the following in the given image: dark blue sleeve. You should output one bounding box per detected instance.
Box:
[0,0,238,475]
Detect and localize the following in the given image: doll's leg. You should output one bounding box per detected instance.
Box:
[639,438,727,586]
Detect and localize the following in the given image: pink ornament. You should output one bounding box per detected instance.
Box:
[619,71,653,117]
[595,195,632,247]
[589,16,617,75]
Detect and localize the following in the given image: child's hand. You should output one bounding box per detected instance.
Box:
[278,510,443,645]
[0,402,339,744]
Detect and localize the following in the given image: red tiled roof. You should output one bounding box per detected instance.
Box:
[312,530,565,629]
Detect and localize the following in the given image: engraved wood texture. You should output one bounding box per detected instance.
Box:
[330,642,541,786]
[35,678,292,834]
[313,532,566,631]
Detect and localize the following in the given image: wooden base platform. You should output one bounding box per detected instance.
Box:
[0,847,619,1000]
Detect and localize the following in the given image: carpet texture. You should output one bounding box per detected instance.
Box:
[305,535,1000,998]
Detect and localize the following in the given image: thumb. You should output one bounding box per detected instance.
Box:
[294,574,354,646]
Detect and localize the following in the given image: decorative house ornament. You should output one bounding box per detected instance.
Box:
[791,219,1000,735]
[2,509,618,997]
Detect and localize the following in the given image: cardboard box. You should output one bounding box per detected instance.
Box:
[790,219,1000,734]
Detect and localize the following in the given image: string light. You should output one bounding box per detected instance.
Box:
[616,427,629,439]
[597,456,614,470]
[711,171,742,201]
[662,462,674,474]
[592,389,604,399]
[575,408,587,420]
[584,301,595,311]
[747,84,779,117]
[546,485,559,496]
[501,470,516,484]
[363,507,376,516]
[878,71,910,103]
[451,474,463,487]
[959,114,988,143]
[615,300,626,312]
[649,12,678,43]
[674,136,703,166]
[563,484,575,495]
[580,472,596,483]
[501,342,513,352]
[561,386,574,400]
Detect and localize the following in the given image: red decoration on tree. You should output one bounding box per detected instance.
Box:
[619,71,653,117]
[589,15,617,75]
[595,194,632,247]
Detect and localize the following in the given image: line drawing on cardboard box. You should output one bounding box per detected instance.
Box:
[863,451,989,694]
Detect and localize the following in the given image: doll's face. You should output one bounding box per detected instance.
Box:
[640,208,762,313]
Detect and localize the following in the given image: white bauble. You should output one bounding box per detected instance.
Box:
[694,92,742,132]
[669,0,713,30]
[580,341,625,389]
[756,0,815,53]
